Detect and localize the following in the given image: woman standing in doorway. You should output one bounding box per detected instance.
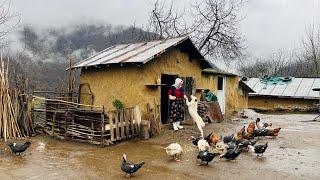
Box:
[168,78,188,131]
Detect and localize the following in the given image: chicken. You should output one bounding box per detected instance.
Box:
[214,140,228,155]
[233,126,246,143]
[7,141,31,155]
[248,142,268,156]
[220,146,242,160]
[244,122,256,139]
[266,127,281,138]
[205,131,221,145]
[197,139,210,152]
[223,134,234,143]
[165,143,183,161]
[197,151,220,165]
[121,154,145,177]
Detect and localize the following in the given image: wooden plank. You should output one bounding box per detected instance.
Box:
[101,107,106,147]
[120,110,125,139]
[115,111,120,140]
[52,112,56,136]
[125,109,130,138]
[129,108,135,136]
[109,113,115,142]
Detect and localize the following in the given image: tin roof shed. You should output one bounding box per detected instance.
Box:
[245,77,320,99]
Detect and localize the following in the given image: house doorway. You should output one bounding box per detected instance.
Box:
[160,74,178,124]
[217,76,226,114]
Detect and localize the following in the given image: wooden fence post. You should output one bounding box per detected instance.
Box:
[101,106,105,147]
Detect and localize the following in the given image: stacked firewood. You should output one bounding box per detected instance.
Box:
[0,57,33,141]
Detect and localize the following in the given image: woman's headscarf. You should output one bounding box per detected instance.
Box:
[173,78,183,89]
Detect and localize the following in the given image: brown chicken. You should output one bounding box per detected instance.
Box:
[266,127,281,138]
[234,126,246,143]
[205,131,221,145]
[244,122,256,139]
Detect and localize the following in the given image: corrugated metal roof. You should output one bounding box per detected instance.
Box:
[72,36,208,69]
[245,77,320,99]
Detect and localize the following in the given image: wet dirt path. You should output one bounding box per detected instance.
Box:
[0,112,319,180]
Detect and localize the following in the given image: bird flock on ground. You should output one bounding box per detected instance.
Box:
[122,117,282,177]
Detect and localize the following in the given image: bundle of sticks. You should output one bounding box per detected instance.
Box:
[0,56,33,141]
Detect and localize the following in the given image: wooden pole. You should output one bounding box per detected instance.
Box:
[100,106,105,147]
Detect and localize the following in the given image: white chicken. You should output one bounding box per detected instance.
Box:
[165,143,183,161]
[214,140,228,155]
[197,139,210,152]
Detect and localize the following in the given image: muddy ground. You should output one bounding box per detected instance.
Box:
[0,111,319,180]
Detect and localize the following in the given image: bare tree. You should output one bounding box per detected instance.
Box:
[149,0,188,39]
[238,49,290,77]
[192,0,245,60]
[0,0,20,47]
[301,25,320,76]
[148,0,246,63]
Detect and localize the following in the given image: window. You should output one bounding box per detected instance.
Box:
[218,77,224,90]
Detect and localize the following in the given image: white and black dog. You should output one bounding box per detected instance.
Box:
[186,95,205,137]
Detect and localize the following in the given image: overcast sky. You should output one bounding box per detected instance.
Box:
[10,0,320,58]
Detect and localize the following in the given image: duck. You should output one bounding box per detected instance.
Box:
[226,141,237,150]
[248,142,268,156]
[191,136,201,146]
[220,146,242,160]
[197,151,220,165]
[256,118,264,129]
[165,143,183,161]
[238,139,257,150]
[253,128,269,137]
[121,154,145,177]
[7,141,31,155]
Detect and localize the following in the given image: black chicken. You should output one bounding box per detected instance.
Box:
[223,134,234,143]
[7,141,31,155]
[220,147,242,160]
[248,142,268,156]
[121,154,145,177]
[197,151,219,165]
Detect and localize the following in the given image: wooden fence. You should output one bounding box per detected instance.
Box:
[32,96,140,146]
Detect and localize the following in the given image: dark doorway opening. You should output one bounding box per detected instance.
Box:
[161,74,178,124]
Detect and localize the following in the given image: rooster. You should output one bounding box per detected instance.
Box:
[7,141,31,155]
[121,154,145,177]
[244,122,256,139]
